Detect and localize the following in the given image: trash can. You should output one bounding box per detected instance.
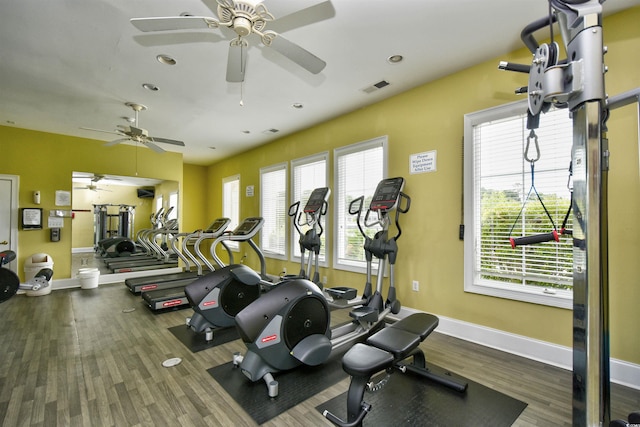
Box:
[78,268,100,289]
[23,253,54,296]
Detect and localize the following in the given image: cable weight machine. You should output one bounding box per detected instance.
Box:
[499,1,640,425]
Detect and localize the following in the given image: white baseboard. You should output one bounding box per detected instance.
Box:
[398,307,640,390]
[72,247,94,254]
[52,267,182,290]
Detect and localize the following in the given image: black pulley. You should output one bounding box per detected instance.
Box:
[0,268,20,303]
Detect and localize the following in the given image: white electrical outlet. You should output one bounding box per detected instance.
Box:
[412,280,419,292]
[323,276,327,285]
[283,267,287,275]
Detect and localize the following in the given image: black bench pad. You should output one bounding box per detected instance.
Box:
[366,328,420,360]
[388,312,439,339]
[341,343,394,377]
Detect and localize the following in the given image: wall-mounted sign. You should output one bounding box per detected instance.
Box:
[409,150,437,174]
[22,208,43,230]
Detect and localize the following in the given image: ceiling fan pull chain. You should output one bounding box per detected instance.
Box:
[240,81,244,107]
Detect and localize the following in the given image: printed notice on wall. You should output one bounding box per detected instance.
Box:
[409,150,437,174]
[55,190,71,206]
[246,185,254,197]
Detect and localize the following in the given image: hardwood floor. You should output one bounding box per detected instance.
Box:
[1,283,638,426]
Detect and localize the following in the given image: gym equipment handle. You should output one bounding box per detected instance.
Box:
[510,230,559,248]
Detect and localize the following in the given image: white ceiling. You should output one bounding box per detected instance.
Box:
[1,0,638,165]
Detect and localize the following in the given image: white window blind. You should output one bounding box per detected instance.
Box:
[260,163,287,259]
[222,175,240,251]
[167,192,178,221]
[334,136,387,272]
[291,153,328,263]
[464,102,573,308]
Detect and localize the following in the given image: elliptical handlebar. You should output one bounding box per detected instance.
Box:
[348,196,367,239]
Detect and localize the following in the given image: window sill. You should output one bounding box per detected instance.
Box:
[465,279,572,309]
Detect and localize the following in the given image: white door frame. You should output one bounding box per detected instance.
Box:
[0,174,19,273]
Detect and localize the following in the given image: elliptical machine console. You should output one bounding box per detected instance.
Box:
[232,177,410,397]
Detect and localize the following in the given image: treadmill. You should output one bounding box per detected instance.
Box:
[141,216,265,311]
[102,207,170,267]
[108,218,180,273]
[125,218,231,294]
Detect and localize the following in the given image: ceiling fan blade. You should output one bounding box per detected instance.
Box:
[226,39,247,83]
[263,0,329,21]
[149,137,185,147]
[268,34,326,74]
[80,126,121,136]
[104,138,130,147]
[130,16,219,32]
[143,141,166,154]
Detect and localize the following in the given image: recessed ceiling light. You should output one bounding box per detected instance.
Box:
[209,146,217,150]
[242,130,251,134]
[6,120,15,125]
[142,83,159,91]
[387,54,403,64]
[156,54,177,65]
[292,103,304,109]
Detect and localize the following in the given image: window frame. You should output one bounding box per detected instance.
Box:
[332,136,388,274]
[260,162,288,260]
[463,100,573,309]
[289,152,329,266]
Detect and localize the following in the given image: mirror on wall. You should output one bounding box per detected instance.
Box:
[71,172,178,278]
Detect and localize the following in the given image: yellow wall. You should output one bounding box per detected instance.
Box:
[204,8,640,364]
[0,126,184,280]
[182,163,210,232]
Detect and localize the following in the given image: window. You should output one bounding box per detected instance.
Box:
[223,175,240,251]
[155,196,163,223]
[167,192,178,221]
[290,153,329,264]
[260,163,287,259]
[333,136,387,272]
[464,101,573,308]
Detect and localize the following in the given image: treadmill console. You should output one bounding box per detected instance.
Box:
[203,218,231,234]
[370,177,405,211]
[304,187,331,214]
[233,217,264,237]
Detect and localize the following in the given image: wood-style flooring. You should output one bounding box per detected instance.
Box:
[1,283,638,426]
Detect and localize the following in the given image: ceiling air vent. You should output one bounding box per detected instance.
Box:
[362,80,390,94]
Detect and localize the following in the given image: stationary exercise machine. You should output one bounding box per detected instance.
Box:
[143,217,265,311]
[182,217,269,331]
[124,218,231,294]
[231,177,408,397]
[287,187,330,286]
[0,251,54,303]
[107,210,180,273]
[499,1,640,425]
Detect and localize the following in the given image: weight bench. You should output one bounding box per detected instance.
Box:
[323,312,467,427]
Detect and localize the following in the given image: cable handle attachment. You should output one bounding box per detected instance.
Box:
[524,130,540,163]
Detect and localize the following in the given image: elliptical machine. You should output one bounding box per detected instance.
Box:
[231,177,410,397]
[287,187,330,286]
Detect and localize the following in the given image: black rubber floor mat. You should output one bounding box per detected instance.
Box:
[317,364,527,426]
[208,355,347,425]
[168,325,239,352]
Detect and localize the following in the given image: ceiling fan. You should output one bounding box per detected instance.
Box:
[130,0,328,83]
[73,174,114,192]
[81,102,185,154]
